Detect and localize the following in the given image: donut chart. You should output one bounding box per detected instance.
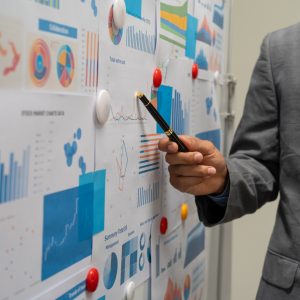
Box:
[56,45,75,88]
[108,5,123,45]
[29,39,51,87]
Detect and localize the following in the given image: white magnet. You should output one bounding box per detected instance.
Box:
[113,0,126,29]
[96,90,111,124]
[214,70,220,85]
[124,281,135,300]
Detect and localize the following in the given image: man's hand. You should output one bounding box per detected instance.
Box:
[158,136,228,196]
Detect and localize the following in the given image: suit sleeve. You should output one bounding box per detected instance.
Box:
[195,33,280,226]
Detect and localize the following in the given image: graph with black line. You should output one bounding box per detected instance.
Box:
[116,139,128,191]
[42,184,93,280]
[139,134,161,175]
[126,25,156,54]
[0,146,30,204]
[137,181,159,208]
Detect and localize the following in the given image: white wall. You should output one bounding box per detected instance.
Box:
[228,1,300,300]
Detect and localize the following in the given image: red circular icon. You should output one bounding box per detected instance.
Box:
[153,68,162,88]
[86,268,99,293]
[192,63,199,79]
[160,217,168,235]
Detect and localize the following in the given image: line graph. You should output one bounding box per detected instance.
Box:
[116,139,128,191]
[44,197,78,262]
[110,97,147,122]
[42,184,93,280]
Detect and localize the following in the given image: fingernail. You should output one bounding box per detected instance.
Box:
[208,167,216,175]
[194,153,203,162]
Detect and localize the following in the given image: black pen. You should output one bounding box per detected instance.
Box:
[136,92,188,152]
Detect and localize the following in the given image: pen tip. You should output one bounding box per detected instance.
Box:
[135,91,144,99]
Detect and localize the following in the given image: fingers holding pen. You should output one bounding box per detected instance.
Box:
[165,151,203,165]
[168,164,216,177]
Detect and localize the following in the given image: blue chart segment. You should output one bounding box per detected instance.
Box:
[121,236,138,284]
[126,26,156,54]
[196,129,221,150]
[185,14,198,59]
[125,0,142,19]
[213,2,224,29]
[42,184,93,280]
[80,169,106,235]
[171,89,186,135]
[195,48,208,70]
[184,223,205,268]
[103,252,118,290]
[157,85,172,134]
[139,134,160,175]
[0,147,30,204]
[137,181,159,208]
[56,281,86,300]
[35,0,60,9]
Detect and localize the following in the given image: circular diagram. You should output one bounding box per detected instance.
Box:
[29,39,51,87]
[103,252,118,290]
[56,45,75,88]
[108,5,123,45]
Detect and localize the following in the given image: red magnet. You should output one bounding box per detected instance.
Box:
[153,68,162,88]
[192,63,198,79]
[86,268,99,293]
[160,217,168,235]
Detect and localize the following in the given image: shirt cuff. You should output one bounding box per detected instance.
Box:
[207,179,230,207]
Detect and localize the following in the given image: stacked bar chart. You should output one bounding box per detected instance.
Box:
[35,0,60,9]
[139,134,160,175]
[0,146,30,204]
[137,181,159,208]
[126,26,156,54]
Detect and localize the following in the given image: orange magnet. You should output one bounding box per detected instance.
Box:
[181,203,189,221]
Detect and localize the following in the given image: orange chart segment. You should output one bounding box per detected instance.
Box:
[57,45,75,88]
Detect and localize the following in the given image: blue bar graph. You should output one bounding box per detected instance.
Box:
[35,0,60,9]
[137,182,159,208]
[171,89,186,135]
[0,147,30,204]
[126,25,156,54]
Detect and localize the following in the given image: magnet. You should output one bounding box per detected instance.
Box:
[160,216,168,235]
[214,70,220,84]
[86,268,99,293]
[192,63,199,79]
[125,281,136,300]
[153,68,162,88]
[113,0,126,29]
[181,203,189,221]
[96,89,111,124]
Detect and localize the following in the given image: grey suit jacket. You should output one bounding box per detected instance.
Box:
[196,23,300,299]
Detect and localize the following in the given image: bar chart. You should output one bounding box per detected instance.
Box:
[35,0,60,9]
[0,146,30,204]
[126,25,156,54]
[137,181,159,208]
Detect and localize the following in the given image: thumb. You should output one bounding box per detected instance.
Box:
[179,135,216,156]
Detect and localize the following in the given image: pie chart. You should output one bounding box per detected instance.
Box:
[29,39,51,87]
[57,45,75,87]
[103,252,118,290]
